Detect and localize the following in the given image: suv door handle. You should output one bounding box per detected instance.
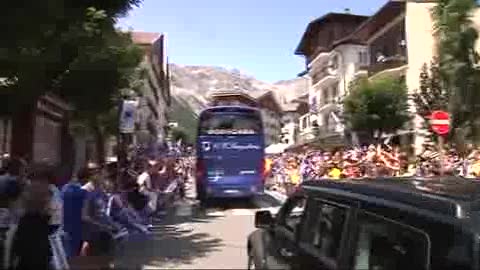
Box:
[279,248,294,258]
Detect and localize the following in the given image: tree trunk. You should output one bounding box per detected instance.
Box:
[91,118,106,166]
[2,118,8,155]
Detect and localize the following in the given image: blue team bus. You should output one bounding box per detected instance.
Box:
[195,106,266,203]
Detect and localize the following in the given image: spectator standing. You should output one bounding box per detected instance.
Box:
[10,167,52,270]
[80,165,122,269]
[137,161,159,216]
[0,158,29,270]
[61,168,88,259]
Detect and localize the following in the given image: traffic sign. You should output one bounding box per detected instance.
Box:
[429,110,450,135]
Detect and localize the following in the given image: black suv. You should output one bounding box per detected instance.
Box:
[247,177,480,270]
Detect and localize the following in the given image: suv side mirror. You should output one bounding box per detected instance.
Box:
[255,210,274,229]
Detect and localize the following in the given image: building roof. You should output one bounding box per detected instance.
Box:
[282,102,300,112]
[209,90,258,103]
[338,0,405,45]
[255,91,283,113]
[295,12,369,56]
[131,31,162,45]
[249,90,267,99]
[302,177,480,219]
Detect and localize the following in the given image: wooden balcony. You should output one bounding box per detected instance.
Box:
[368,56,407,77]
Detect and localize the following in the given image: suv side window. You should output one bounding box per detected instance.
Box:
[278,196,307,232]
[354,212,430,270]
[300,199,347,262]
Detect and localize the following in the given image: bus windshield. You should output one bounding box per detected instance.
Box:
[199,112,262,136]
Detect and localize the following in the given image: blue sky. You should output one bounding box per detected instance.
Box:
[118,0,387,82]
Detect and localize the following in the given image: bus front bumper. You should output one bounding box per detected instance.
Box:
[205,185,264,198]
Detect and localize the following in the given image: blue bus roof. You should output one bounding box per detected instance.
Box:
[199,105,260,115]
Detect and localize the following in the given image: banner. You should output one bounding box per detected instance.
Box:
[119,100,138,134]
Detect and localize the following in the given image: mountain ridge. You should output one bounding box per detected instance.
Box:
[169,63,306,114]
[167,63,306,141]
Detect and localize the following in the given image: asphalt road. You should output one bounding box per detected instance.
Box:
[115,181,283,269]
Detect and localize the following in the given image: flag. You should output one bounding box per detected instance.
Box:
[119,100,138,133]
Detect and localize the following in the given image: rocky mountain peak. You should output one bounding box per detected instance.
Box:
[169,63,306,114]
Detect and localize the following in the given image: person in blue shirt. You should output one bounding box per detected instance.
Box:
[61,168,88,259]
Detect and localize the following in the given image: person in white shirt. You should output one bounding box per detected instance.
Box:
[137,161,159,215]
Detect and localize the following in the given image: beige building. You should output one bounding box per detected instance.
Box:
[295,0,480,150]
[347,0,480,150]
[294,12,368,146]
[282,99,309,146]
[253,91,283,145]
[131,31,171,147]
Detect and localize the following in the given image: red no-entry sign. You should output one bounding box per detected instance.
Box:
[429,110,450,135]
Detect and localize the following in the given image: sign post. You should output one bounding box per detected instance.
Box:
[429,110,451,176]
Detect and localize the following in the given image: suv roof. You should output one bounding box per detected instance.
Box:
[301,177,480,219]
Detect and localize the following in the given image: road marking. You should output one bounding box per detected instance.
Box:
[205,209,225,217]
[229,209,255,216]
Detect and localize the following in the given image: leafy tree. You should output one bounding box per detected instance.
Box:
[0,1,142,116]
[171,127,189,144]
[432,0,480,140]
[1,1,143,164]
[411,59,450,119]
[343,76,411,142]
[411,59,450,146]
[55,30,143,164]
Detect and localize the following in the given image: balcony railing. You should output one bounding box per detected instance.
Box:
[368,55,407,77]
[310,66,331,86]
[297,125,342,144]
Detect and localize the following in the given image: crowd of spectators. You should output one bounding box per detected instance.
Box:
[266,143,480,194]
[0,153,193,270]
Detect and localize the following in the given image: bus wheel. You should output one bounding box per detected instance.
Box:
[199,198,210,208]
[196,189,208,206]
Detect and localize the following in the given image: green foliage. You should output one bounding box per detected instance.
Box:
[343,76,411,141]
[170,127,189,144]
[411,59,450,144]
[55,31,143,119]
[0,1,144,163]
[411,59,450,119]
[432,0,480,139]
[0,1,142,116]
[169,97,198,144]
